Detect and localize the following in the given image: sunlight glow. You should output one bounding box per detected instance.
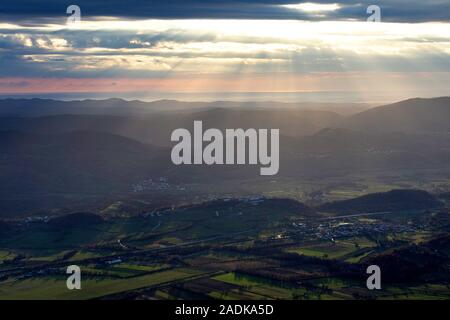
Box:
[282,3,341,12]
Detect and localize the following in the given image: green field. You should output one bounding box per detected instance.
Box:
[0,250,16,263]
[0,194,448,300]
[285,238,376,260]
[0,268,203,300]
[214,272,301,299]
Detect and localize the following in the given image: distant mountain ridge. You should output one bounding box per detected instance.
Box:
[0,98,369,117]
[0,96,449,216]
[340,97,450,133]
[0,109,343,146]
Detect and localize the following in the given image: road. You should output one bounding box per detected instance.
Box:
[321,211,391,220]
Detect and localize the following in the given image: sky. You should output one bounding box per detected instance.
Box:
[0,1,449,102]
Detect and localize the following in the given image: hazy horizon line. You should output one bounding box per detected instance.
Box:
[1,91,448,105]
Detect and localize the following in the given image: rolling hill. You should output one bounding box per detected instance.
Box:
[0,130,169,215]
[318,189,444,214]
[48,212,104,229]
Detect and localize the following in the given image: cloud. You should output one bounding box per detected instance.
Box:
[0,2,449,96]
[0,1,449,23]
[0,18,449,80]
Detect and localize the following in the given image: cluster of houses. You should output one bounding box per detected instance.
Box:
[131,177,186,193]
[20,215,50,225]
[289,218,418,242]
